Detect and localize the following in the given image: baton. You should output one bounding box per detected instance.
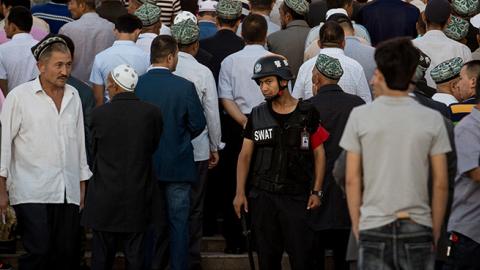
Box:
[241,208,256,270]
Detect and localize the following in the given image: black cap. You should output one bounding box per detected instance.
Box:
[425,0,451,25]
[31,34,67,61]
[251,55,295,83]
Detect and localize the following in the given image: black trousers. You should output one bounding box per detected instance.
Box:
[220,115,245,250]
[91,230,145,270]
[444,232,480,270]
[13,203,80,270]
[314,229,350,270]
[189,160,209,269]
[249,189,315,270]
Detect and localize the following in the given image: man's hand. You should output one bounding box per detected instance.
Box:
[208,151,219,169]
[307,194,321,210]
[233,193,248,219]
[0,177,8,217]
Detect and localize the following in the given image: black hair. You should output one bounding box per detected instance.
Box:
[199,11,216,17]
[150,35,178,64]
[374,37,420,91]
[115,14,143,33]
[249,0,274,10]
[74,0,96,10]
[424,17,448,29]
[7,6,32,32]
[217,17,240,27]
[476,72,480,99]
[326,0,353,9]
[464,60,480,79]
[319,21,344,47]
[241,13,267,43]
[280,2,304,20]
[327,13,353,31]
[2,0,30,9]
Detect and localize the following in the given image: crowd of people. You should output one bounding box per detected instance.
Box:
[0,0,479,269]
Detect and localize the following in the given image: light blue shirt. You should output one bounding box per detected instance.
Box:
[344,36,376,90]
[218,44,270,114]
[174,52,222,161]
[90,40,150,99]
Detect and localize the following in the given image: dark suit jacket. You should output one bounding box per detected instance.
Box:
[308,84,365,230]
[82,92,163,232]
[136,68,206,183]
[200,29,245,84]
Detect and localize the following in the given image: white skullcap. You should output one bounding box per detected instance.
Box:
[174,11,198,24]
[471,13,480,28]
[326,8,348,20]
[199,0,217,12]
[111,64,138,92]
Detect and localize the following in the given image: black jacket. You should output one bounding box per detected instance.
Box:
[308,84,365,231]
[82,92,163,232]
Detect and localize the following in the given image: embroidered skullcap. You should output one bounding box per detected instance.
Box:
[134,2,161,26]
[171,18,200,44]
[111,64,139,92]
[216,0,242,19]
[315,54,343,80]
[452,0,479,16]
[444,15,470,41]
[284,0,309,15]
[430,57,463,84]
[31,34,68,61]
[199,0,217,12]
[174,11,198,24]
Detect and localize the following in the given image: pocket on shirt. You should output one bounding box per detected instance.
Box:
[63,115,77,139]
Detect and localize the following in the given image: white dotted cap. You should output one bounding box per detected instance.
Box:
[111,64,139,92]
[174,11,198,24]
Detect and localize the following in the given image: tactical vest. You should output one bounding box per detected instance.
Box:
[250,101,317,195]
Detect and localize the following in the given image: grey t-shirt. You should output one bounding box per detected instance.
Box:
[448,107,480,244]
[340,96,451,231]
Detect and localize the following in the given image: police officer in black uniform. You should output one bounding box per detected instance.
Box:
[233,54,329,270]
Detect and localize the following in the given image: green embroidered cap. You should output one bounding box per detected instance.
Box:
[171,19,200,45]
[444,15,469,41]
[315,54,343,80]
[216,0,242,19]
[452,0,479,16]
[284,0,309,15]
[430,57,463,84]
[134,2,161,26]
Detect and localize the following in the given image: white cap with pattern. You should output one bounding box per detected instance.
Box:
[174,11,198,24]
[111,64,139,92]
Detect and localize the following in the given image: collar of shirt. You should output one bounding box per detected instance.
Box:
[375,95,416,105]
[138,33,158,39]
[178,51,198,62]
[11,32,34,41]
[113,40,137,47]
[80,12,100,20]
[243,44,267,52]
[286,20,309,29]
[422,30,448,40]
[111,91,138,102]
[319,47,345,56]
[317,84,343,94]
[48,1,68,5]
[345,36,362,44]
[31,76,75,96]
[147,66,171,72]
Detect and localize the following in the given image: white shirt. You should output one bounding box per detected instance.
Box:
[174,52,222,161]
[0,77,92,206]
[0,33,39,92]
[413,30,472,88]
[432,93,459,106]
[90,40,150,100]
[218,44,271,114]
[136,33,158,54]
[293,47,372,103]
[304,21,372,51]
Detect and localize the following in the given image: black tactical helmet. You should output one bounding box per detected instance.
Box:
[251,54,295,83]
